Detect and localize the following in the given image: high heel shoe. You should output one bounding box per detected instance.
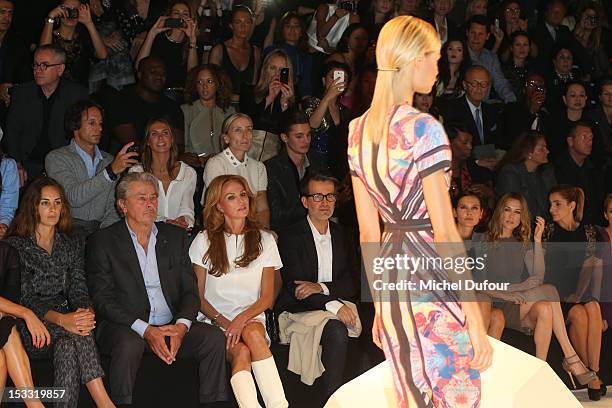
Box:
[561,354,597,389]
[587,387,601,401]
[595,371,607,397]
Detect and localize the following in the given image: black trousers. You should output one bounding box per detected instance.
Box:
[96,321,230,404]
[320,319,349,399]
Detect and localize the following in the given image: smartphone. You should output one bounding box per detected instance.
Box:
[339,1,355,12]
[494,18,500,29]
[280,68,289,85]
[62,6,79,19]
[333,70,345,92]
[164,18,185,29]
[127,145,140,155]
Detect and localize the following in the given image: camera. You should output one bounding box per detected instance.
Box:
[587,15,599,27]
[62,6,79,19]
[339,1,356,12]
[280,68,289,85]
[164,18,186,29]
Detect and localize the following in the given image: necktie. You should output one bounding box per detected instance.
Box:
[475,107,484,144]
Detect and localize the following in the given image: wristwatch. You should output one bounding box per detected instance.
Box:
[105,164,118,181]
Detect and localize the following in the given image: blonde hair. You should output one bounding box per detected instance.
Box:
[366,16,440,144]
[487,192,532,243]
[220,113,253,149]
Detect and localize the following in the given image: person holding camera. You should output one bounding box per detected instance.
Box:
[306,0,360,54]
[240,49,295,137]
[569,3,610,83]
[45,100,138,237]
[40,0,108,87]
[135,1,199,91]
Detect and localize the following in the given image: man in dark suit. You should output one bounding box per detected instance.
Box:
[276,172,358,399]
[86,172,228,406]
[4,44,88,178]
[530,0,572,74]
[423,0,460,46]
[440,65,500,148]
[265,110,326,232]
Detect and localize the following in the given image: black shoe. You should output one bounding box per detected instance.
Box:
[588,387,601,401]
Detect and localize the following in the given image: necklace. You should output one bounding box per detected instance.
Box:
[165,31,183,44]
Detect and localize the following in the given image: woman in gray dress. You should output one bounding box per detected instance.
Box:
[6,178,114,408]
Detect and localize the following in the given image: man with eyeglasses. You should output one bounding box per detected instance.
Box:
[276,171,358,401]
[500,73,553,150]
[440,65,500,149]
[465,15,516,103]
[5,43,87,179]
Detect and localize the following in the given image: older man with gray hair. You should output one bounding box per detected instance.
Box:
[86,172,229,405]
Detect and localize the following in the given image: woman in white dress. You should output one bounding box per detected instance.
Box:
[130,118,197,229]
[189,174,287,408]
[202,113,270,228]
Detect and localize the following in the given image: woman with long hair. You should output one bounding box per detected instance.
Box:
[570,2,610,82]
[181,64,236,164]
[326,23,370,96]
[190,175,287,408]
[134,1,199,89]
[496,131,556,220]
[497,0,528,63]
[434,38,471,100]
[129,118,197,230]
[348,16,492,406]
[209,5,261,104]
[544,185,605,400]
[5,178,114,408]
[476,193,597,384]
[202,113,270,229]
[240,49,295,135]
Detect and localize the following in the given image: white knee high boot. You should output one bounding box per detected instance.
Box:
[230,370,262,408]
[251,356,288,408]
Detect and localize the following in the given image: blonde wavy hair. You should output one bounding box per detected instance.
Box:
[487,192,532,243]
[365,16,440,144]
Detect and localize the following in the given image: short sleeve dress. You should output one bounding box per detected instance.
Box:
[347,104,480,407]
[189,230,282,329]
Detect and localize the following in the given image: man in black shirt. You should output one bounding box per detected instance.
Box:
[4,43,87,178]
[108,56,183,154]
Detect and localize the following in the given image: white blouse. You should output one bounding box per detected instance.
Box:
[201,148,267,204]
[130,161,197,226]
[189,230,282,324]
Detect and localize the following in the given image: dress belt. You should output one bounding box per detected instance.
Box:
[383,218,432,232]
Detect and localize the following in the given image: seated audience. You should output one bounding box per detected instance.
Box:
[395,0,420,17]
[446,122,494,204]
[569,3,610,83]
[501,31,533,102]
[544,185,604,400]
[130,118,196,230]
[348,63,377,117]
[135,1,199,90]
[553,122,605,226]
[190,174,288,408]
[5,177,114,408]
[530,0,572,74]
[306,0,360,54]
[203,113,269,228]
[0,149,19,239]
[263,11,313,99]
[108,56,184,154]
[46,100,137,236]
[5,44,88,178]
[276,172,358,399]
[115,0,166,44]
[585,78,612,166]
[545,46,581,114]
[86,172,229,405]
[208,5,261,104]
[500,73,552,150]
[547,81,588,160]
[326,23,369,96]
[266,110,326,232]
[465,15,516,103]
[599,194,612,329]
[496,131,556,220]
[359,0,393,41]
[454,190,485,240]
[240,49,296,136]
[497,0,529,63]
[413,90,437,117]
[439,65,500,147]
[303,62,351,172]
[434,38,471,101]
[424,0,460,46]
[181,64,236,166]
[0,240,48,408]
[41,0,108,87]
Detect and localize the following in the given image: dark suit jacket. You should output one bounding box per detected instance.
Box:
[423,13,460,42]
[530,23,572,73]
[86,221,200,328]
[439,96,499,147]
[275,218,357,313]
[265,148,326,232]
[4,79,88,163]
[500,102,552,150]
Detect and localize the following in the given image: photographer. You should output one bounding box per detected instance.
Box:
[306,0,360,54]
[40,0,108,87]
[135,1,199,91]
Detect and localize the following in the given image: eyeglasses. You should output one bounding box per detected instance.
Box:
[32,62,63,71]
[465,80,490,89]
[305,193,337,202]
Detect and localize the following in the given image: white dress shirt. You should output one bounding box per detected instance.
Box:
[306,216,344,315]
